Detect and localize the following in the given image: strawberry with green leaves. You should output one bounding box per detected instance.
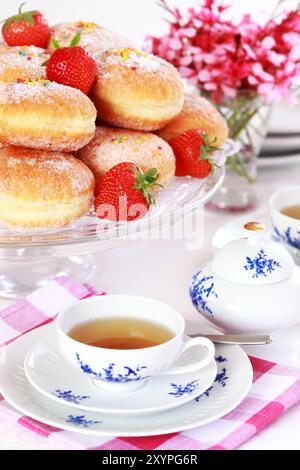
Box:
[95,162,161,222]
[2,3,51,48]
[169,129,220,178]
[46,34,97,94]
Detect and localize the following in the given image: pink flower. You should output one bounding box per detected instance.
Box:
[290,45,300,61]
[198,69,211,81]
[169,38,182,51]
[283,32,299,45]
[267,51,286,66]
[145,0,300,104]
[203,82,217,90]
[261,36,275,50]
[179,66,194,78]
[252,63,274,82]
[179,55,193,66]
[179,28,196,38]
[248,75,259,85]
[242,43,256,60]
[221,85,237,98]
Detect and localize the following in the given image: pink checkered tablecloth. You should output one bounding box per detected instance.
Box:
[0,276,300,450]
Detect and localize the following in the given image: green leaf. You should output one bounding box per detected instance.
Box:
[145,168,158,178]
[70,33,81,47]
[3,17,15,31]
[25,10,39,17]
[51,37,60,49]
[23,12,34,25]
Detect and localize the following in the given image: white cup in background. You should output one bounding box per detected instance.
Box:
[270,187,300,252]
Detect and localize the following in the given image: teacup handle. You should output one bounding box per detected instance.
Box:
[159,337,215,376]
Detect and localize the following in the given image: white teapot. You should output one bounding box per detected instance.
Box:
[190,222,300,334]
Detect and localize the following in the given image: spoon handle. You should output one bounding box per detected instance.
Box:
[189,334,273,345]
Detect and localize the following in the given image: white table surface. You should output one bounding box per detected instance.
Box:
[1,161,300,450]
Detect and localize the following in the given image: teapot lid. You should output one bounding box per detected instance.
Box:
[211,222,294,285]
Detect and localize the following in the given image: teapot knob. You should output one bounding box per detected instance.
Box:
[243,222,266,246]
[244,221,266,232]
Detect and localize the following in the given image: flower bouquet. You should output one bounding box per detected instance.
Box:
[146,0,300,210]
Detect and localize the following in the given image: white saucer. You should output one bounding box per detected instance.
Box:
[0,324,253,437]
[24,333,217,415]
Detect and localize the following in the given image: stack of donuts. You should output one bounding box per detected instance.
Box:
[0,17,228,230]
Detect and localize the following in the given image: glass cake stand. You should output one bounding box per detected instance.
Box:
[0,168,225,298]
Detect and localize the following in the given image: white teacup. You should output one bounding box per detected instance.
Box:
[270,187,300,252]
[56,295,215,392]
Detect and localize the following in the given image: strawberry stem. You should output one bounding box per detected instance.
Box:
[133,166,162,205]
[3,2,38,30]
[18,2,26,15]
[198,132,221,174]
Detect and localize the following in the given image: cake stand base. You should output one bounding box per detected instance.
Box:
[0,254,96,299]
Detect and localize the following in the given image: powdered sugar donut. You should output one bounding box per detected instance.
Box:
[48,21,133,58]
[0,146,95,230]
[77,126,175,188]
[0,79,96,152]
[0,45,49,83]
[90,48,184,131]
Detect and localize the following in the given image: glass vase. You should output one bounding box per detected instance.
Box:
[208,93,271,212]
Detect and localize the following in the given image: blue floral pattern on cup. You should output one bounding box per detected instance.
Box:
[65,415,102,427]
[273,226,300,250]
[53,389,90,404]
[244,249,281,278]
[168,379,200,398]
[76,353,149,383]
[190,269,218,316]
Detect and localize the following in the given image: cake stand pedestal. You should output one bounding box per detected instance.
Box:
[0,249,96,299]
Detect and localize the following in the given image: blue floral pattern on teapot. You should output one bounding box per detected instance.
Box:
[244,249,281,278]
[190,268,218,316]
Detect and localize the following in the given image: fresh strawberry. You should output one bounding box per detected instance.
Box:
[95,162,161,222]
[169,129,220,178]
[46,34,97,94]
[2,3,51,48]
